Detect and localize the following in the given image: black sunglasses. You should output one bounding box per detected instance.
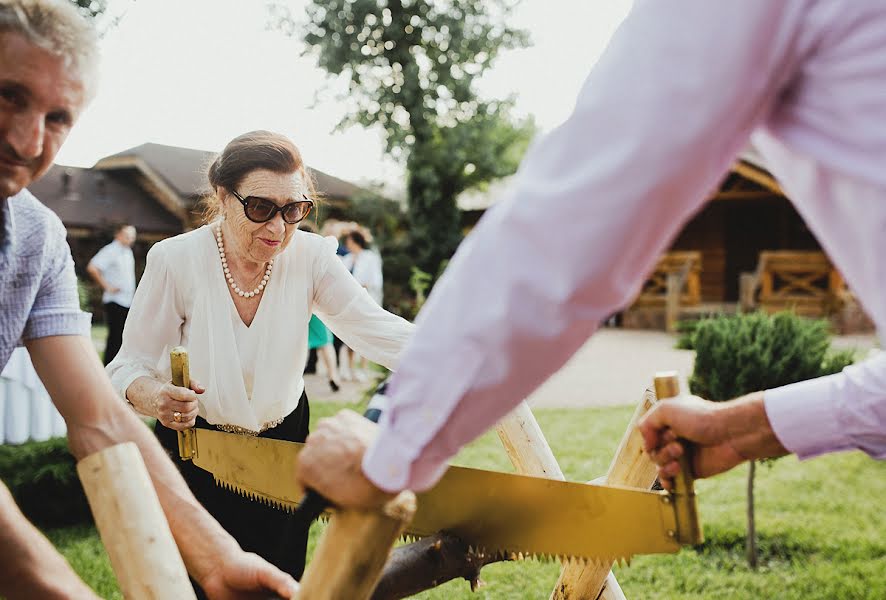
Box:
[231,189,314,224]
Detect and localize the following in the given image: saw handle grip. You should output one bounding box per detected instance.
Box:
[294,406,384,523]
[170,347,197,461]
[653,371,703,545]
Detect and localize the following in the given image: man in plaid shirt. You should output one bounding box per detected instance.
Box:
[0,2,298,597]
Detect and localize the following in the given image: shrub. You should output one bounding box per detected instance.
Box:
[687,312,853,402]
[684,311,856,568]
[0,437,92,528]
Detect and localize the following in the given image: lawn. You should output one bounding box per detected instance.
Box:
[47,401,886,599]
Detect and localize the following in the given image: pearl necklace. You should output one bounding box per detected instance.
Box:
[215,224,273,298]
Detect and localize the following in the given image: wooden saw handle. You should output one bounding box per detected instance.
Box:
[654,371,703,545]
[170,346,196,460]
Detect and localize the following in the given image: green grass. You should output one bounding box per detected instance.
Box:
[47,402,886,599]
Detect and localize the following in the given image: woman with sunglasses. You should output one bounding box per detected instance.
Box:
[106,130,413,593]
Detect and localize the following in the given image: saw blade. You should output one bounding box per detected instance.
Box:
[190,428,684,561]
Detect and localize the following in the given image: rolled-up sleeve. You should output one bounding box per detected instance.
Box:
[22,218,91,341]
[765,351,886,460]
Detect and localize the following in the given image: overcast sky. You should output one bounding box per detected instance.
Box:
[57,0,632,189]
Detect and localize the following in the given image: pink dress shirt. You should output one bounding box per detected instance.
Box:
[363,0,886,492]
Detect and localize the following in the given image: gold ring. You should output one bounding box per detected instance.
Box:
[173,411,182,423]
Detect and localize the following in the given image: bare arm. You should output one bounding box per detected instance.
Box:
[26,334,298,598]
[0,481,99,600]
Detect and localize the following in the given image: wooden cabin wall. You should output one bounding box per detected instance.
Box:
[669,195,821,302]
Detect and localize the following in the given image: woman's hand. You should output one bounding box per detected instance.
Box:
[126,376,205,430]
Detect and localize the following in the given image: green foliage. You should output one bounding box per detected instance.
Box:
[685,311,857,568]
[77,277,92,312]
[282,0,536,277]
[408,265,432,312]
[686,312,855,402]
[674,318,699,350]
[0,437,93,527]
[51,402,886,599]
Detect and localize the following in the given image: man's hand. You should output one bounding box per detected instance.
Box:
[638,392,788,490]
[198,549,299,600]
[296,410,394,510]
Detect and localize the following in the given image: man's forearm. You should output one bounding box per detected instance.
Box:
[66,404,240,585]
[0,483,98,600]
[29,336,240,586]
[720,392,790,461]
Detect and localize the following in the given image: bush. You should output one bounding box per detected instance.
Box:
[683,310,856,568]
[0,437,92,527]
[687,311,854,401]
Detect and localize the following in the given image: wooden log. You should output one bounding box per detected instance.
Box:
[371,531,506,600]
[295,491,416,600]
[550,389,659,600]
[77,442,196,600]
[496,401,565,480]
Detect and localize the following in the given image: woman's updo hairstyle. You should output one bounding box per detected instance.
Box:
[202,130,317,222]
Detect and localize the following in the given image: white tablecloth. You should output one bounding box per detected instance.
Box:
[1,347,66,444]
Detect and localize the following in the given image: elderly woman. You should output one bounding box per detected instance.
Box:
[107,130,413,591]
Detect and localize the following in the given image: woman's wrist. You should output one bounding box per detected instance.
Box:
[125,376,163,418]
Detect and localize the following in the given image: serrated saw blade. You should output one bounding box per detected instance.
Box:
[188,428,688,561]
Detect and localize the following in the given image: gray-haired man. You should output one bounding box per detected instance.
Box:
[0,1,298,597]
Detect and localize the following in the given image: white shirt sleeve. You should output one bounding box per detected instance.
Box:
[105,243,185,399]
[312,241,413,370]
[362,0,811,492]
[88,243,113,273]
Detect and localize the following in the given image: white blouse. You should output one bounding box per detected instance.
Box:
[107,225,414,432]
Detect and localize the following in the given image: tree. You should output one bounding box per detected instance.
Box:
[272,0,535,277]
[683,311,855,568]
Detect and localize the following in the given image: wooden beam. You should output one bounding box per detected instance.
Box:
[732,161,783,195]
[712,190,778,201]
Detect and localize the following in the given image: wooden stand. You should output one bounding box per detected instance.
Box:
[494,398,655,600]
[77,442,196,600]
[549,390,659,600]
[295,491,417,600]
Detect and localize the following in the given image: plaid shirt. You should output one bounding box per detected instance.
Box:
[0,190,91,370]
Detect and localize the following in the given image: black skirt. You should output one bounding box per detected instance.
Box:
[155,392,311,596]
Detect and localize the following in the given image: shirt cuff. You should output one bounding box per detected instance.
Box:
[362,423,450,493]
[22,310,91,341]
[764,374,853,459]
[362,426,417,492]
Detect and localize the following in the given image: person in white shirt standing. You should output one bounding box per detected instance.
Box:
[87,223,136,364]
[340,228,384,381]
